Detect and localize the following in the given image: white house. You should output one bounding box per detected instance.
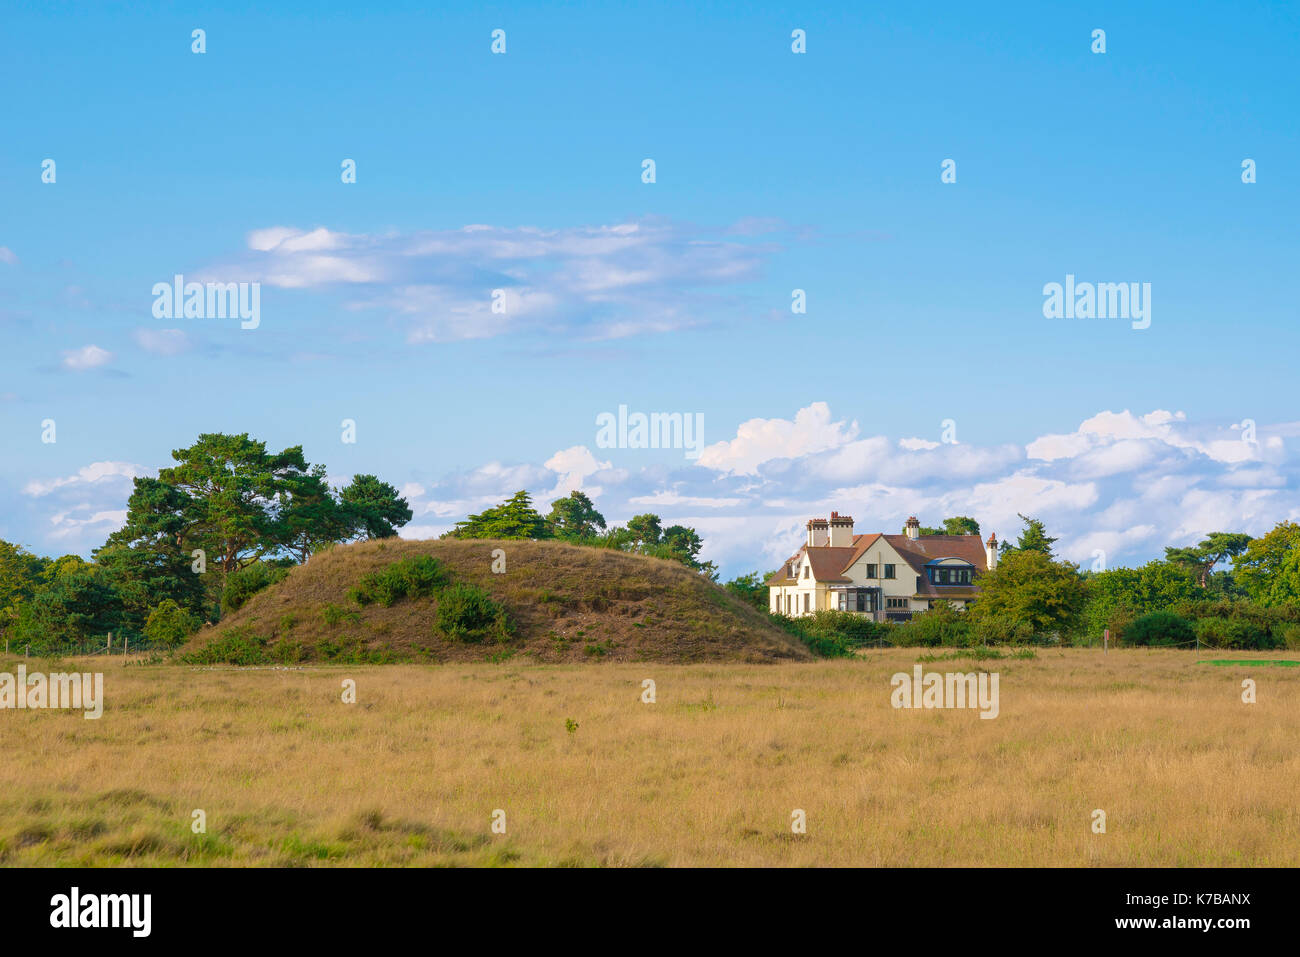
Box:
[766,513,998,620]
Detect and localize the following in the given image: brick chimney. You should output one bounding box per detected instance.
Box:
[828,511,854,547]
[806,518,829,548]
[905,516,920,541]
[985,533,998,570]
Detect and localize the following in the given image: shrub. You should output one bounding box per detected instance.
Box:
[770,610,889,657]
[322,603,361,626]
[348,556,450,607]
[970,614,1034,646]
[222,563,291,613]
[1125,610,1195,647]
[893,603,972,647]
[1192,616,1276,650]
[142,599,200,648]
[433,583,511,643]
[179,627,271,665]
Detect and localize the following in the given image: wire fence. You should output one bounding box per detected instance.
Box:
[2,635,156,658]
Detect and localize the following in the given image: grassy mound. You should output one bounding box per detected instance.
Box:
[182,538,812,664]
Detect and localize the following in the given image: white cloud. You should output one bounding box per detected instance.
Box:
[61,344,113,371]
[628,491,746,508]
[49,508,128,540]
[1028,409,1263,467]
[543,445,613,500]
[204,218,777,342]
[0,246,17,265]
[24,461,147,497]
[697,402,859,474]
[899,437,940,451]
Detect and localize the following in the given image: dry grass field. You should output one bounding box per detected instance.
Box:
[2,648,1297,867]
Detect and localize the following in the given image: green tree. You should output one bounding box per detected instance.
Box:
[338,474,413,541]
[43,554,91,582]
[448,491,552,540]
[101,476,210,626]
[153,433,314,573]
[142,598,201,648]
[916,516,981,537]
[1233,522,1300,607]
[1011,513,1057,556]
[624,514,663,547]
[1126,610,1196,647]
[724,572,771,611]
[547,491,606,540]
[1164,532,1253,590]
[660,525,717,579]
[0,540,49,634]
[968,549,1086,640]
[95,542,208,635]
[281,465,350,561]
[942,516,981,537]
[14,567,124,653]
[1081,561,1201,641]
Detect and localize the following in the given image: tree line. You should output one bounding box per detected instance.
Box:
[444,489,716,576]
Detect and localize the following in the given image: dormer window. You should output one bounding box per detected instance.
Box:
[803,565,810,578]
[927,563,973,585]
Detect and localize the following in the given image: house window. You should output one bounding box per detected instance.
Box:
[803,593,809,613]
[864,563,877,578]
[837,589,877,613]
[928,566,972,585]
[883,564,896,579]
[886,597,909,609]
[803,565,809,578]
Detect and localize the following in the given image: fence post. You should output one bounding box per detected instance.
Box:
[1104,628,1109,655]
[124,635,129,656]
[107,632,112,654]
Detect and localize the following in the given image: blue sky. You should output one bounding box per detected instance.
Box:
[2,1,1298,577]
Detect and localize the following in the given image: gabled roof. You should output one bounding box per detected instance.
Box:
[804,546,856,583]
[764,544,855,584]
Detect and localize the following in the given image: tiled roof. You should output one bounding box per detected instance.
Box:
[883,534,989,574]
[805,546,856,583]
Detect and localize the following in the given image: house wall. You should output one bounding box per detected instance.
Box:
[769,583,826,616]
[841,539,927,616]
[769,551,829,616]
